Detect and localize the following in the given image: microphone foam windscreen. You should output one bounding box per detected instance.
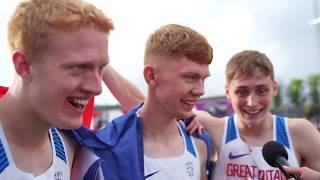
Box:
[262,141,288,167]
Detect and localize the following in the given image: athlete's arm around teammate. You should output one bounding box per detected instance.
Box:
[102,65,145,111]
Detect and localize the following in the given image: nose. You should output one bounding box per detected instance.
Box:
[247,94,257,107]
[192,81,205,97]
[82,71,102,96]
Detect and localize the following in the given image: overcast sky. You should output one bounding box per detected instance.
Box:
[0,0,319,106]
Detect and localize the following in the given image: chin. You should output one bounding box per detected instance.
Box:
[178,112,194,120]
[56,117,83,130]
[57,123,82,130]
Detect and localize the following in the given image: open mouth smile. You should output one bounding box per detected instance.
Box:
[67,97,88,109]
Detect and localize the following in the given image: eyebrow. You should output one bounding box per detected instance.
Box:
[235,84,269,89]
[256,84,269,88]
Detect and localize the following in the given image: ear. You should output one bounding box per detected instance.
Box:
[272,80,279,96]
[225,84,231,100]
[12,50,32,81]
[143,66,156,86]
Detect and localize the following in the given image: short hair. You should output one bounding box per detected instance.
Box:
[144,24,213,65]
[225,50,274,83]
[8,0,114,59]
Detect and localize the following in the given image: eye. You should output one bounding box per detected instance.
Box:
[70,64,88,74]
[256,88,268,96]
[184,74,199,82]
[236,89,249,97]
[188,75,197,80]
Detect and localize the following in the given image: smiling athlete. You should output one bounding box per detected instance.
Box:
[0,0,113,179]
[192,50,320,179]
[73,24,214,180]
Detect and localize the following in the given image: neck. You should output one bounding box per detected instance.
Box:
[0,90,51,148]
[140,104,185,158]
[237,114,274,146]
[237,113,273,130]
[139,104,180,141]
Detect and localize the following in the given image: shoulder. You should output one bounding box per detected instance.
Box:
[287,117,320,167]
[287,117,320,145]
[194,137,207,150]
[287,117,317,137]
[193,110,226,136]
[59,129,79,169]
[207,116,226,128]
[193,137,208,163]
[213,116,226,130]
[208,116,225,135]
[204,116,226,150]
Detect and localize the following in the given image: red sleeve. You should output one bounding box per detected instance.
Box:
[82,97,95,128]
[0,86,8,98]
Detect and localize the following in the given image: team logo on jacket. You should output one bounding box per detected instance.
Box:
[185,161,194,177]
[54,171,63,180]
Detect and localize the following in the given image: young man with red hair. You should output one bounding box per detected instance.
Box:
[0,0,143,179]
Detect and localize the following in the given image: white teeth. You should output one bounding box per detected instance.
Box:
[182,100,195,105]
[244,109,260,114]
[69,98,89,108]
[73,99,88,106]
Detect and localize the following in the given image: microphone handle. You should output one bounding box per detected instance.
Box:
[275,157,301,180]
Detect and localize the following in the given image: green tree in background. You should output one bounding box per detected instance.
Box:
[272,75,320,129]
[288,79,305,108]
[304,74,320,119]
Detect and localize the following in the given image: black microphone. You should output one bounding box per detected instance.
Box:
[262,141,300,180]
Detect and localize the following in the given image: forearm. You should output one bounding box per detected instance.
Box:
[193,110,216,129]
[103,65,145,110]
